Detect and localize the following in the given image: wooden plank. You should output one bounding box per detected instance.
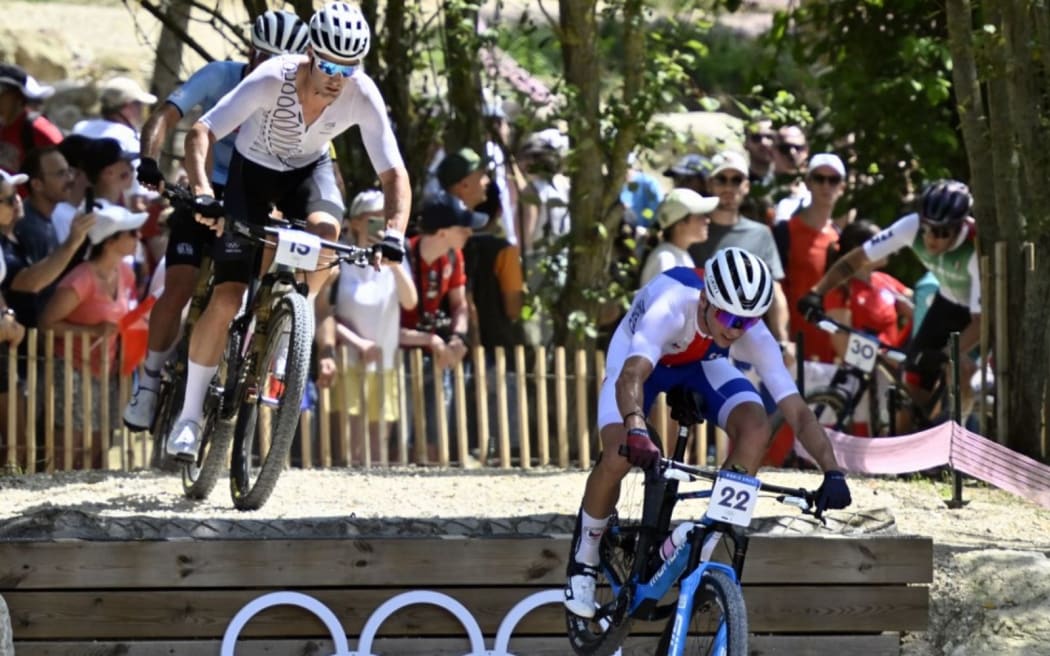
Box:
[574,348,589,467]
[516,345,530,468]
[554,346,568,468]
[409,348,425,464]
[0,536,931,589]
[495,347,510,468]
[432,351,449,467]
[3,585,925,639]
[12,634,899,656]
[534,345,549,466]
[452,359,468,466]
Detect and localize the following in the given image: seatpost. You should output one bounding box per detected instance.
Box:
[946,331,967,509]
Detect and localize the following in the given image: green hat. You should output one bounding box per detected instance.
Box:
[436,148,483,189]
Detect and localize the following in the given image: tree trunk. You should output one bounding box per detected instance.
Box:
[442,0,484,152]
[150,0,191,101]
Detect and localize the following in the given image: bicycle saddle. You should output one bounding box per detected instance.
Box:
[666,386,706,426]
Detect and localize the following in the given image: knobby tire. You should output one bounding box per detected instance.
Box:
[656,568,747,656]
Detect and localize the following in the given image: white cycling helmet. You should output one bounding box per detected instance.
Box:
[704,247,774,317]
[309,2,371,60]
[252,10,310,55]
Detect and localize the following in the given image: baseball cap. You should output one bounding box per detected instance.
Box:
[99,77,158,111]
[349,189,384,217]
[0,63,54,101]
[83,138,139,181]
[807,153,846,177]
[88,204,148,244]
[656,188,719,230]
[436,148,483,189]
[663,154,711,179]
[0,169,29,188]
[709,150,750,178]
[420,192,488,233]
[57,134,94,171]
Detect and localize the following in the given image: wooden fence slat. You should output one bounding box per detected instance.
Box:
[396,349,408,466]
[653,393,668,454]
[100,341,110,470]
[337,345,352,466]
[318,380,331,468]
[377,357,389,466]
[574,348,589,468]
[62,332,72,470]
[79,333,91,470]
[44,330,54,472]
[299,409,313,469]
[358,357,370,468]
[495,347,510,469]
[471,346,489,466]
[534,345,549,466]
[25,329,37,473]
[515,345,529,469]
[453,359,468,466]
[432,353,449,467]
[409,348,425,465]
[555,347,568,468]
[4,340,14,469]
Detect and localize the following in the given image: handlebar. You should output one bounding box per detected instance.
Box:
[808,312,907,364]
[161,184,401,266]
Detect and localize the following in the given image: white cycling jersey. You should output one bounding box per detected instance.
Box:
[200,55,403,173]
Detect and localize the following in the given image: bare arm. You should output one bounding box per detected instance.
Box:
[139,104,182,163]
[10,213,94,293]
[389,261,417,310]
[617,355,655,430]
[446,285,470,336]
[184,122,216,197]
[766,280,789,341]
[812,246,871,296]
[778,393,841,472]
[825,306,851,359]
[377,166,411,234]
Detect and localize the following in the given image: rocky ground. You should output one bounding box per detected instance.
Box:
[1,466,1049,655]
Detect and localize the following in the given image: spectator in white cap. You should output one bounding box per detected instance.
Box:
[638,188,716,286]
[689,149,791,344]
[0,63,63,174]
[0,168,29,456]
[39,204,146,467]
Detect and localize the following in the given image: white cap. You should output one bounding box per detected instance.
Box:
[709,150,750,177]
[88,204,148,244]
[349,189,384,218]
[99,77,157,110]
[0,169,28,187]
[657,188,719,230]
[0,64,54,101]
[808,153,846,177]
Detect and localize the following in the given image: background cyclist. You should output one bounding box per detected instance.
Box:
[123,10,310,432]
[799,180,979,424]
[564,247,851,619]
[166,2,411,461]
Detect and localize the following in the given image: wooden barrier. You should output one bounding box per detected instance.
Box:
[0,533,931,654]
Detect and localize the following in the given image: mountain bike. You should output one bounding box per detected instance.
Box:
[215,212,381,510]
[565,389,823,656]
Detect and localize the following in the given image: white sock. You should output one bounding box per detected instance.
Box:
[176,361,218,425]
[574,509,610,567]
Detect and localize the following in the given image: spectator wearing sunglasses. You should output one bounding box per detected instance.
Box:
[801,180,980,419]
[740,118,778,226]
[688,150,791,344]
[564,246,851,619]
[773,153,846,364]
[169,2,411,462]
[770,124,811,219]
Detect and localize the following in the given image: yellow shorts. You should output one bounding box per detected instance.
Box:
[332,366,399,423]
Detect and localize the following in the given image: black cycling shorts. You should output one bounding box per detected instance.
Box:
[164,183,222,269]
[906,293,972,389]
[212,149,344,285]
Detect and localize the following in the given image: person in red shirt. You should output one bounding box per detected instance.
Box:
[0,64,62,175]
[823,219,913,354]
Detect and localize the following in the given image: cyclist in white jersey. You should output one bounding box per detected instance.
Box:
[166,2,411,461]
[563,247,851,619]
[799,180,980,414]
[122,10,309,432]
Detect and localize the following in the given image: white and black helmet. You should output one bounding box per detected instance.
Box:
[252,10,310,55]
[919,179,972,227]
[309,2,371,60]
[704,247,774,317]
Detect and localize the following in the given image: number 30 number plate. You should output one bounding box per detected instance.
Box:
[844,332,879,373]
[706,470,761,527]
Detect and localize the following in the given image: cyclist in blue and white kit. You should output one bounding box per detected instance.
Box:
[165,2,411,460]
[564,247,852,618]
[123,10,311,431]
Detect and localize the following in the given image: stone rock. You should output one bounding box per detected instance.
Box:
[0,27,73,81]
[0,594,12,656]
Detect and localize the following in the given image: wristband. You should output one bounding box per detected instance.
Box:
[622,410,645,425]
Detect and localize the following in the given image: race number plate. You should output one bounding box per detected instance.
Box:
[706,470,761,527]
[274,229,322,271]
[843,332,879,373]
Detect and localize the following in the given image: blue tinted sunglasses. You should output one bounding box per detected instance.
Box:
[315,57,359,78]
[714,308,762,332]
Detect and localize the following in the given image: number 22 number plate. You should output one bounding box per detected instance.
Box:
[706,470,760,527]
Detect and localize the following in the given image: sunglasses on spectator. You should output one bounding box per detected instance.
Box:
[777,142,806,155]
[922,223,957,239]
[808,172,842,186]
[315,57,359,78]
[712,174,745,187]
[713,308,762,331]
[0,194,17,206]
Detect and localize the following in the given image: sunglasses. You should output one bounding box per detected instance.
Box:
[315,57,359,78]
[713,308,762,331]
[777,142,806,155]
[809,172,842,186]
[0,194,17,206]
[712,174,745,187]
[922,223,957,239]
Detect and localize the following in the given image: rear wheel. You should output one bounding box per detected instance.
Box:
[229,293,313,511]
[656,568,747,656]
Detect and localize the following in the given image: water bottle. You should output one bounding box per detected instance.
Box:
[659,521,696,561]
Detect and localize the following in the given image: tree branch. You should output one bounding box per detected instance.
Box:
[139,0,216,63]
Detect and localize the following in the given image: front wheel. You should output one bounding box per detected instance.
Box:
[656,568,747,656]
[229,293,313,511]
[182,331,241,500]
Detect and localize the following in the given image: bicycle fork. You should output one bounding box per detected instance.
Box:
[666,560,739,656]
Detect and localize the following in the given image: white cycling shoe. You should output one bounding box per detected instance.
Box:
[123,387,159,432]
[166,419,203,462]
[564,560,599,619]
